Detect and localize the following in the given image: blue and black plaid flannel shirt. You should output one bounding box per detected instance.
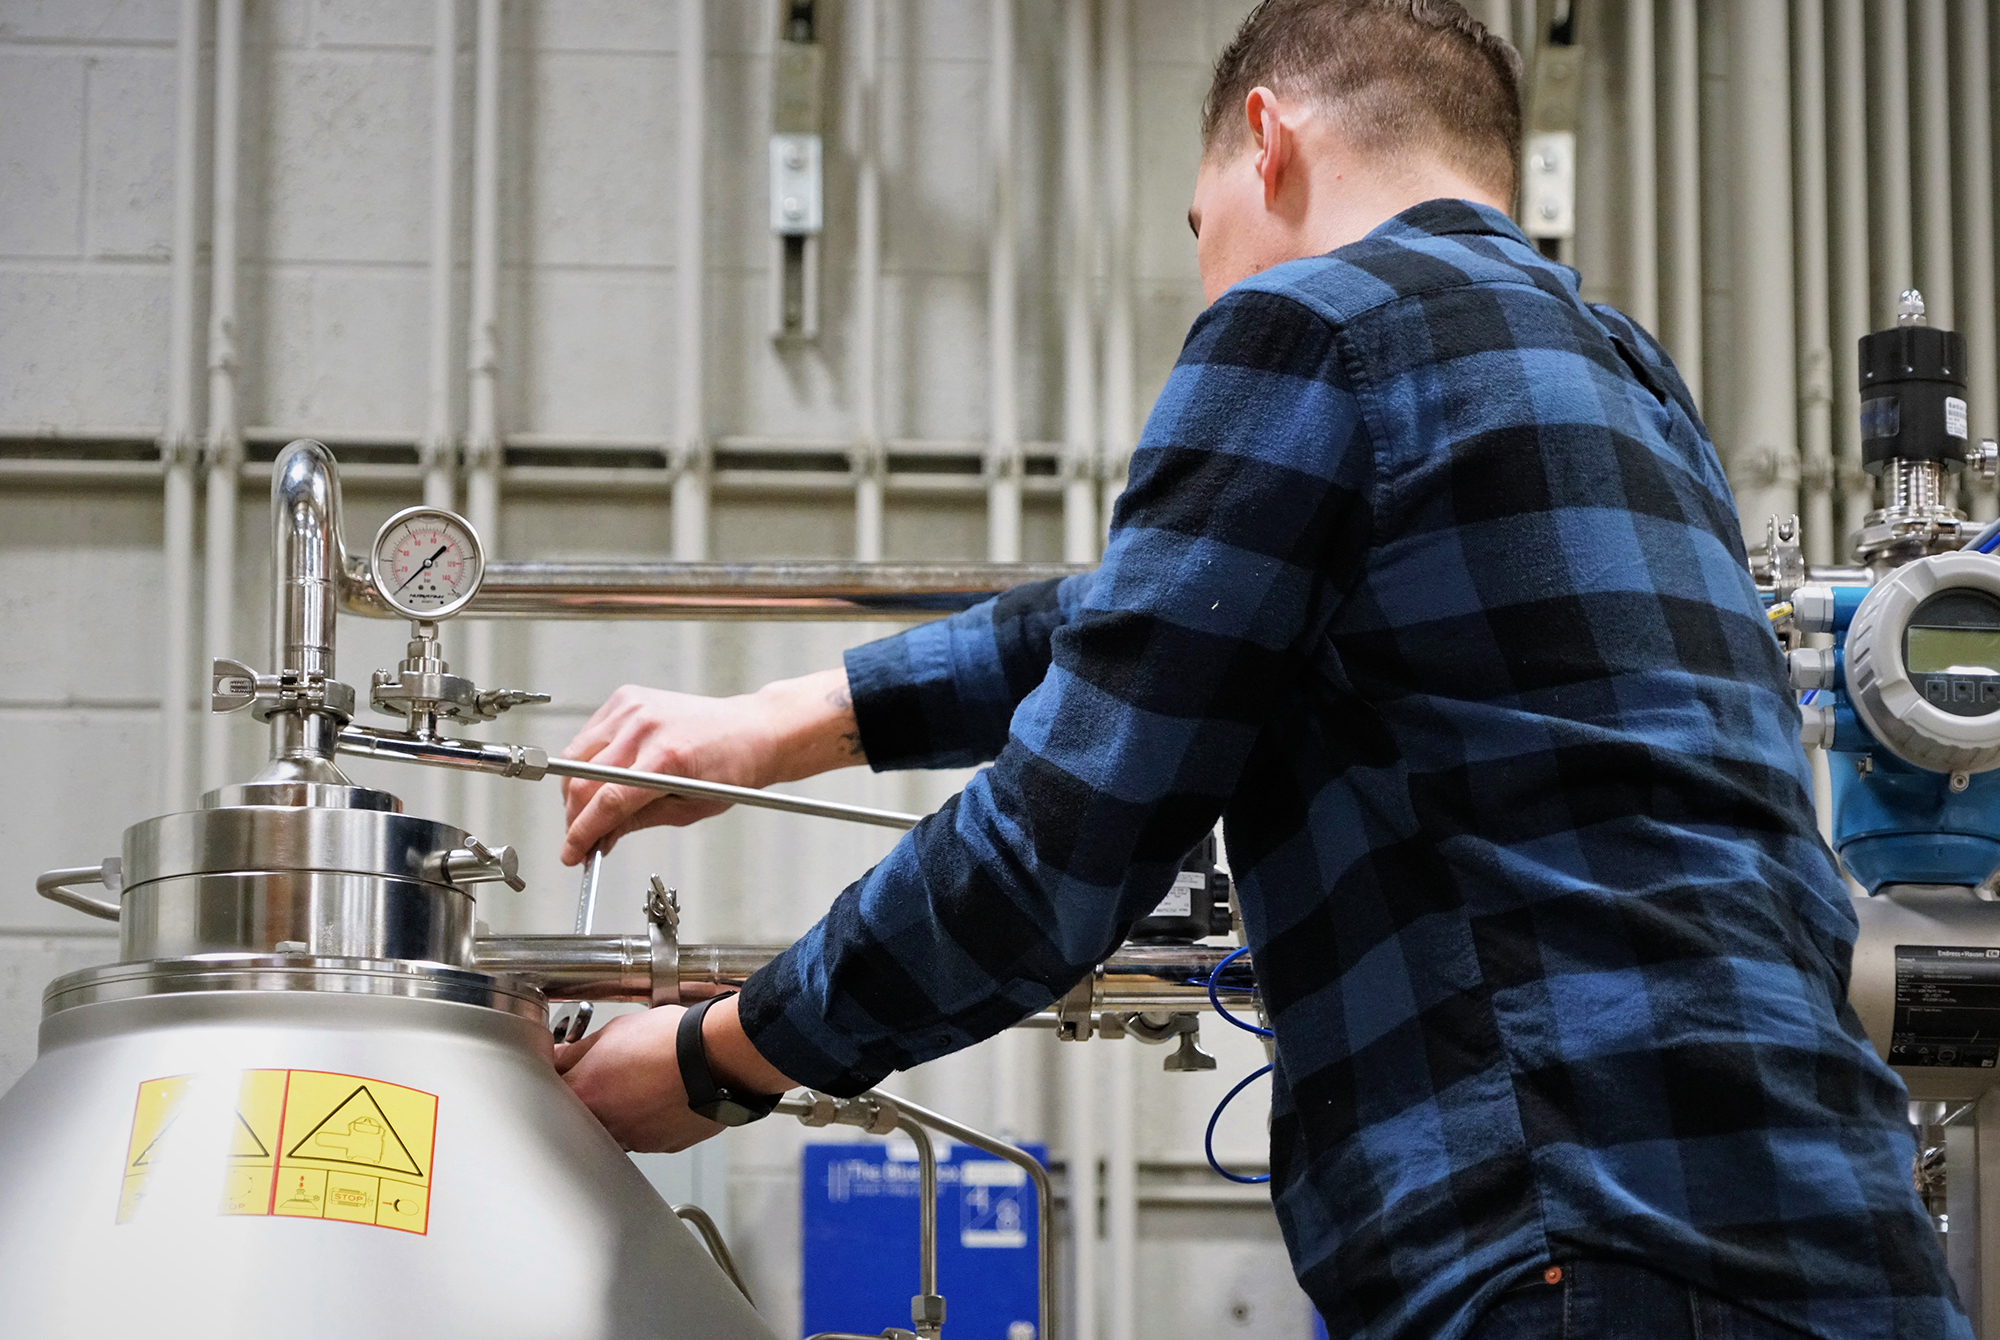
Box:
[739,200,1966,1339]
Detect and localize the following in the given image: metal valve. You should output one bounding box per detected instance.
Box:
[429,836,526,892]
[371,621,549,735]
[212,657,356,722]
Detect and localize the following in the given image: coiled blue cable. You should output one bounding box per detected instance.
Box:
[1196,944,1274,1183]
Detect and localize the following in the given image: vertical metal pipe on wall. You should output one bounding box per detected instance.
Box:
[199,0,244,793]
[1099,0,1139,1333]
[161,0,206,810]
[1100,0,1135,534]
[1869,0,1914,325]
[1065,1043,1099,1340]
[1952,0,1996,523]
[853,0,884,563]
[463,0,502,844]
[1727,0,1800,536]
[674,0,709,566]
[1830,0,1873,544]
[425,0,460,514]
[420,0,462,823]
[987,0,1022,562]
[1660,0,1702,407]
[1623,0,1658,333]
[1795,0,1836,565]
[1061,0,1098,566]
[1104,1041,1136,1340]
[1910,0,1953,330]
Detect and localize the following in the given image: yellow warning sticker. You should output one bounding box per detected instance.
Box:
[118,1070,436,1235]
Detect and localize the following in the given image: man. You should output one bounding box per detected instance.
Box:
[551,3,1966,1336]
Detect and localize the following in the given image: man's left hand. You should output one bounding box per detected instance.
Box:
[555,1006,725,1152]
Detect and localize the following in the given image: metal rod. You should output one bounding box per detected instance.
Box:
[542,756,919,830]
[341,559,1081,621]
[575,849,603,935]
[333,725,924,830]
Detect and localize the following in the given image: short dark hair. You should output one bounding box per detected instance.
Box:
[1201,0,1523,201]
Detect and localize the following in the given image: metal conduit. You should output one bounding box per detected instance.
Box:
[1952,0,1997,523]
[462,0,504,860]
[1623,0,1658,333]
[1911,0,1954,330]
[1726,1,1801,536]
[199,0,245,793]
[988,0,1022,563]
[1661,0,1702,408]
[852,0,884,562]
[1795,0,1837,565]
[1869,0,1915,325]
[1829,0,1875,547]
[160,0,206,811]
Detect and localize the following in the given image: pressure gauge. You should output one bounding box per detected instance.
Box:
[1846,551,2000,773]
[369,506,484,620]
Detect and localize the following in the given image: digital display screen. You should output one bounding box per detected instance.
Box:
[1906,625,2000,675]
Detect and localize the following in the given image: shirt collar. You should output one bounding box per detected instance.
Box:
[1364,198,1529,247]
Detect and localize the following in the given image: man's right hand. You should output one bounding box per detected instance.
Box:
[558,668,867,865]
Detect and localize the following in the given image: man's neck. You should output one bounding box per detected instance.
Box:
[1297,159,1509,255]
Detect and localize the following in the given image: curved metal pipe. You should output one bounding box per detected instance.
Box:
[670,1204,755,1306]
[271,439,345,681]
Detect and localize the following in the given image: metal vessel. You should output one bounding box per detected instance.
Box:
[0,441,778,1338]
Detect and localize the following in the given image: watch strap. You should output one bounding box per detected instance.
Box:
[677,993,782,1126]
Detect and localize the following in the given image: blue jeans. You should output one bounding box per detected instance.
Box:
[1466,1261,1814,1340]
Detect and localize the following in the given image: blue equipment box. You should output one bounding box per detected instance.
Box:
[802,1140,1046,1339]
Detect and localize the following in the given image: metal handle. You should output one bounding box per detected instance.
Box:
[36,859,123,922]
[430,836,526,892]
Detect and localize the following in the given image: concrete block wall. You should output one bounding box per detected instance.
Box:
[0,2,1310,1336]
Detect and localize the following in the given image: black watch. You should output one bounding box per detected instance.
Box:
[677,993,783,1126]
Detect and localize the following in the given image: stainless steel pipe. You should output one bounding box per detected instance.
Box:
[341,559,1081,621]
[475,937,1243,1014]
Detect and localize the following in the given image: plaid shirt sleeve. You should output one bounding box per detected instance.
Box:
[840,572,1095,772]
[737,288,1365,1092]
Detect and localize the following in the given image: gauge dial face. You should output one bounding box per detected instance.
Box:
[371,507,484,619]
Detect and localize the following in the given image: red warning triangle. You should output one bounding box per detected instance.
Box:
[284,1085,423,1177]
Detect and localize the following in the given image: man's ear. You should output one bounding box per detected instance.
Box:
[1245,86,1289,208]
